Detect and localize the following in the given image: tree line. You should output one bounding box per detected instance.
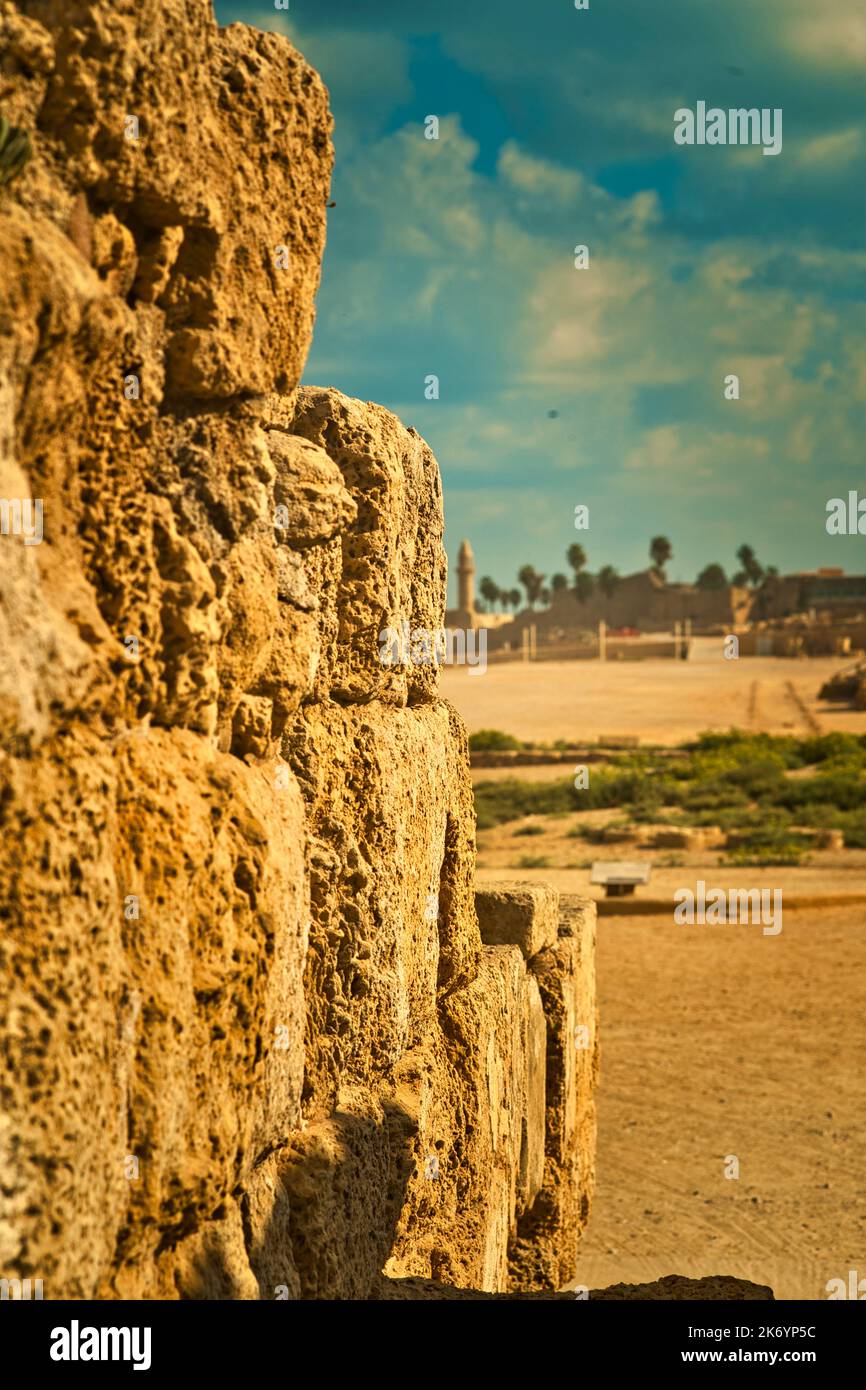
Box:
[477,540,777,613]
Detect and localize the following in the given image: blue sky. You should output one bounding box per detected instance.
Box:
[218,0,866,605]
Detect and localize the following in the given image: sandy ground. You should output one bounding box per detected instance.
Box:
[580,901,866,1303]
[442,639,866,745]
[473,762,594,784]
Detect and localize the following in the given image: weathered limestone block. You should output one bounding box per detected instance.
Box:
[285,698,480,1115]
[275,1088,416,1300]
[8,0,332,402]
[268,432,357,550]
[559,894,598,1121]
[0,203,135,742]
[241,1153,302,1301]
[0,435,107,746]
[509,896,598,1291]
[212,436,355,752]
[0,723,308,1300]
[475,880,559,959]
[118,1199,261,1300]
[231,693,274,761]
[517,972,547,1217]
[148,494,224,738]
[1,0,335,752]
[290,387,448,706]
[0,733,127,1301]
[108,731,308,1278]
[440,946,528,1293]
[384,945,543,1295]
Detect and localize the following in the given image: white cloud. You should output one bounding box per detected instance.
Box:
[783,7,866,69]
[795,128,862,169]
[301,99,865,578]
[623,426,770,483]
[497,142,584,202]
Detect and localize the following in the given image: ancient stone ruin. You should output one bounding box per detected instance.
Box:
[0,0,602,1299]
[0,1,778,1304]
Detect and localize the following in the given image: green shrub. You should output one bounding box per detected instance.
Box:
[723,822,812,866]
[839,811,866,848]
[474,778,576,830]
[776,774,866,813]
[797,732,866,767]
[473,731,866,837]
[469,729,524,752]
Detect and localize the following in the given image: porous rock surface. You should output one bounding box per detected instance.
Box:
[0,0,599,1299]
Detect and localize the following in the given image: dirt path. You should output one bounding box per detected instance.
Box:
[785,678,823,736]
[747,679,761,730]
[442,641,864,744]
[573,903,866,1300]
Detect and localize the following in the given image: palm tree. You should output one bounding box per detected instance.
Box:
[508,587,522,613]
[596,564,620,598]
[735,544,764,587]
[574,571,595,605]
[566,543,587,581]
[517,564,535,608]
[517,565,545,610]
[479,576,500,611]
[649,536,672,575]
[539,586,551,607]
[551,573,569,595]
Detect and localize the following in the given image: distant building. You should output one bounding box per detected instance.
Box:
[486,568,750,649]
[446,546,866,647]
[445,538,512,631]
[754,570,866,620]
[444,538,476,631]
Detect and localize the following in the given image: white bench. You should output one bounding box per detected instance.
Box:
[591,860,651,898]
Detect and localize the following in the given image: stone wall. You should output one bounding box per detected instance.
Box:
[0,0,597,1297]
[486,570,752,647]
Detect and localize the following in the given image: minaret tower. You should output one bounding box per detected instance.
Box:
[457,538,476,618]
